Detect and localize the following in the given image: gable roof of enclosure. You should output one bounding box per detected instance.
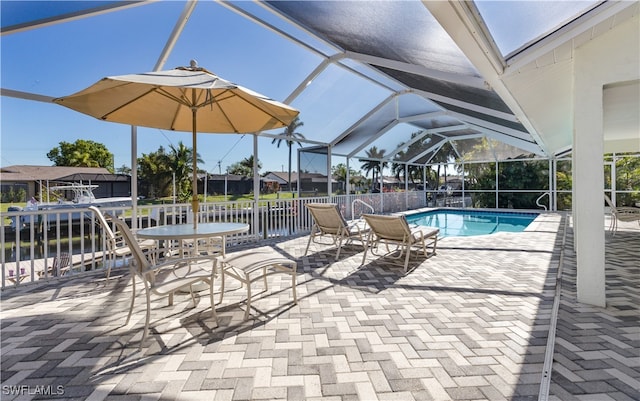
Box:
[2,1,638,166]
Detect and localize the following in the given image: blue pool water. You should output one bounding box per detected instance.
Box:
[405,209,538,237]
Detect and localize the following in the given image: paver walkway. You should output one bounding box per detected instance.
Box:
[1,213,638,401]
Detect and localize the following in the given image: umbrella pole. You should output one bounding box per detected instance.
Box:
[191,106,198,229]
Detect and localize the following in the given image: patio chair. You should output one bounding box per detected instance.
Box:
[304,203,369,260]
[109,216,217,346]
[216,246,297,321]
[361,214,439,273]
[38,252,71,278]
[88,206,157,279]
[604,195,640,235]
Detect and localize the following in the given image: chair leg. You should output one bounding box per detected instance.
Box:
[209,280,218,323]
[125,276,136,325]
[291,269,297,304]
[263,267,268,290]
[142,287,151,345]
[335,235,344,260]
[304,226,316,256]
[361,233,372,265]
[244,275,252,321]
[189,285,196,306]
[403,246,411,273]
[219,265,226,304]
[105,253,113,280]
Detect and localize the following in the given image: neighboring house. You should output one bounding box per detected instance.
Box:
[262,171,300,192]
[263,171,345,196]
[0,165,131,202]
[201,174,254,196]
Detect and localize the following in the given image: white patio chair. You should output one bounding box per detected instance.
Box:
[361,213,439,273]
[304,203,369,260]
[110,216,217,346]
[88,206,157,279]
[604,195,640,235]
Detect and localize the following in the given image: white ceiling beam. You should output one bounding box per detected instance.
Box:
[347,119,399,159]
[386,124,468,158]
[465,123,545,156]
[330,92,404,146]
[344,51,488,89]
[410,88,520,123]
[284,54,345,104]
[153,0,197,71]
[423,0,550,156]
[446,110,532,142]
[406,141,446,164]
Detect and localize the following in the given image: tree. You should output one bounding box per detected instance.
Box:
[167,142,203,201]
[137,146,171,199]
[47,139,115,172]
[331,163,361,194]
[116,165,131,175]
[359,146,387,191]
[272,116,305,191]
[228,155,261,177]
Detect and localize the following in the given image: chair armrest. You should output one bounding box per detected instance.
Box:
[147,256,216,278]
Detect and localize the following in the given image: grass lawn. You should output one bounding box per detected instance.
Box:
[1,192,296,213]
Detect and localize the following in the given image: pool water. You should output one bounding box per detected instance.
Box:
[405,209,538,237]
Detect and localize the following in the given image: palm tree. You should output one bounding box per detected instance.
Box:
[138,146,171,198]
[360,146,387,191]
[228,155,262,177]
[168,141,203,201]
[272,116,305,191]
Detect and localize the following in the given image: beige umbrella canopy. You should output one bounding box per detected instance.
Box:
[54,61,299,227]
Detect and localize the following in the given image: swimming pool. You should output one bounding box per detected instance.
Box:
[405,209,538,237]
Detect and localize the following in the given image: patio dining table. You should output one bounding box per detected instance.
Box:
[136,222,250,258]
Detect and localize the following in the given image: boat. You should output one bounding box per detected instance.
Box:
[37,183,132,209]
[9,183,132,231]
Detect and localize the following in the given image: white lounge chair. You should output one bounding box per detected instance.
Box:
[604,195,640,235]
[88,206,157,279]
[110,216,217,346]
[361,213,439,273]
[304,203,369,260]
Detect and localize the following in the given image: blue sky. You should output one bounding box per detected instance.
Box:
[1,1,356,175]
[1,1,596,177]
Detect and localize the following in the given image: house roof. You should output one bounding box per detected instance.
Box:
[0,165,118,183]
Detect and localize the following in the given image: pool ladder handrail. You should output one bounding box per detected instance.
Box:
[352,199,374,219]
[536,192,550,211]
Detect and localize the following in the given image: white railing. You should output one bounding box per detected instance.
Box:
[0,192,431,289]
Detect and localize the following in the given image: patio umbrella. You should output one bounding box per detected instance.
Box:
[54,60,299,227]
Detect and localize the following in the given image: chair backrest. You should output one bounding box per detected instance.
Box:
[53,252,70,269]
[306,203,348,232]
[362,214,411,241]
[604,194,616,212]
[88,206,118,250]
[110,216,152,276]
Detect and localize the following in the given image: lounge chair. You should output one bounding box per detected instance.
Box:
[88,206,157,279]
[304,203,369,260]
[110,216,217,346]
[361,214,439,273]
[604,195,640,235]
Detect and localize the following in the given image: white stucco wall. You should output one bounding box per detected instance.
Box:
[573,15,639,307]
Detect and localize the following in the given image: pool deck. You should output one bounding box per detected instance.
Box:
[1,213,638,401]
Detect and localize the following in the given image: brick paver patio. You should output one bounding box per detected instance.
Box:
[1,213,638,401]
